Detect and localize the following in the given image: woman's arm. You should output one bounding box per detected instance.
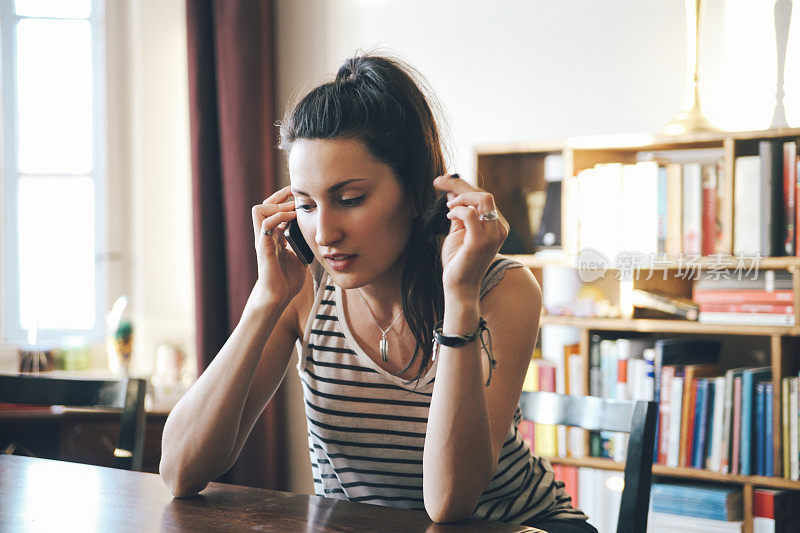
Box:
[423,266,541,522]
[160,187,310,497]
[424,174,541,522]
[159,278,309,497]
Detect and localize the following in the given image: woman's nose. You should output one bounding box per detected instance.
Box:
[314,208,344,247]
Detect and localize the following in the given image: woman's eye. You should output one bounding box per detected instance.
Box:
[340,195,365,207]
[296,204,315,212]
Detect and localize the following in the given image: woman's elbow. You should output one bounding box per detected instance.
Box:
[159,453,209,498]
[425,500,472,524]
[424,495,476,524]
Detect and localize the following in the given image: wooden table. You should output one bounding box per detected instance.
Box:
[0,455,540,532]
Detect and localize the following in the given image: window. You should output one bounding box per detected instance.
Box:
[1,0,106,345]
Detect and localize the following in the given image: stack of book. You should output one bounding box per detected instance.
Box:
[573,152,725,260]
[753,489,800,532]
[692,271,794,326]
[657,361,773,476]
[734,140,800,257]
[648,483,743,532]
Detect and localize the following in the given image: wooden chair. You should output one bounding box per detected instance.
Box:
[0,373,147,471]
[519,391,657,533]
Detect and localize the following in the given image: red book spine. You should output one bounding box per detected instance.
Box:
[658,366,675,464]
[518,419,535,450]
[692,289,794,304]
[785,142,796,255]
[684,380,699,467]
[537,362,557,393]
[753,489,776,519]
[559,465,580,510]
[702,165,717,256]
[732,376,743,475]
[698,303,794,314]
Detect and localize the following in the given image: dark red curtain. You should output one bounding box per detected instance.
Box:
[185,0,286,490]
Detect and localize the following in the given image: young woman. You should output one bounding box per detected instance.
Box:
[160,54,596,532]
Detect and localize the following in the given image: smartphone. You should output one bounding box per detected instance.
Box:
[284,219,315,265]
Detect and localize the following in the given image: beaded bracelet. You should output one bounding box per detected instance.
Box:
[432,317,496,387]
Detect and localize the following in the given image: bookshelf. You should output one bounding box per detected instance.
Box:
[478,127,800,533]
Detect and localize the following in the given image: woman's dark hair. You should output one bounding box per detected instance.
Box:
[279,54,449,384]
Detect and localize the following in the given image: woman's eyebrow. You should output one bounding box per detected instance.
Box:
[291,178,368,197]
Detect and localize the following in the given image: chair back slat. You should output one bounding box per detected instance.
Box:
[0,373,147,471]
[518,390,657,533]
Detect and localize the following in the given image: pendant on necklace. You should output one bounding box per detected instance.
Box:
[380,337,389,362]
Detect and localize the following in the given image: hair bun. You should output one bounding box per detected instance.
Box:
[335,59,363,84]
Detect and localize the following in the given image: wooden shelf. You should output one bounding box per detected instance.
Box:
[546,456,800,490]
[508,254,800,271]
[540,315,800,336]
[475,127,800,156]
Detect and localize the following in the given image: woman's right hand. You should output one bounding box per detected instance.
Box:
[251,186,307,304]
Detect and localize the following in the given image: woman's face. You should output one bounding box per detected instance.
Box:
[288,137,416,289]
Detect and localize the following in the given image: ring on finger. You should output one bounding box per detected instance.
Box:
[478,209,499,222]
[263,229,273,236]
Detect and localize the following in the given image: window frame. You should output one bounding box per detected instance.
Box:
[1,0,108,346]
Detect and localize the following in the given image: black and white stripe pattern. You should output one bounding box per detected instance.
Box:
[295,259,587,524]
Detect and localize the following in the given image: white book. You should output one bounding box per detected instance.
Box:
[621,162,659,254]
[733,156,762,256]
[720,371,734,474]
[665,163,683,255]
[708,376,727,472]
[578,468,599,529]
[567,353,586,458]
[598,163,624,260]
[698,312,795,326]
[666,376,684,467]
[563,176,581,254]
[791,378,799,481]
[753,517,775,533]
[647,512,743,533]
[600,470,624,533]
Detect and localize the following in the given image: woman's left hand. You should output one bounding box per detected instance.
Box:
[433,174,509,300]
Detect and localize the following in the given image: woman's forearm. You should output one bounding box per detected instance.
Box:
[159,285,291,496]
[423,296,495,522]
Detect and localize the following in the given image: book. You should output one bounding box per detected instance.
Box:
[734,155,762,256]
[759,140,783,257]
[667,375,684,467]
[693,270,793,291]
[651,482,743,521]
[782,377,790,479]
[784,141,796,255]
[683,162,703,255]
[648,512,743,533]
[755,381,766,476]
[708,376,727,472]
[632,289,699,320]
[698,312,795,326]
[666,162,683,255]
[697,303,793,314]
[658,365,676,464]
[702,163,718,256]
[740,366,771,475]
[692,289,794,304]
[693,378,712,469]
[530,359,558,457]
[790,377,799,480]
[732,376,742,475]
[765,381,774,477]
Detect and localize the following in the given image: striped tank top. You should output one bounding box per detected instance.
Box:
[296,258,587,525]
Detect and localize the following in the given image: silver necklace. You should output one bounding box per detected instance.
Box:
[356,289,403,362]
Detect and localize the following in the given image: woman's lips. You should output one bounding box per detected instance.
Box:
[324,254,356,271]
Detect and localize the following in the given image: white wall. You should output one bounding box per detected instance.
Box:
[108,0,195,378]
[274,0,800,494]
